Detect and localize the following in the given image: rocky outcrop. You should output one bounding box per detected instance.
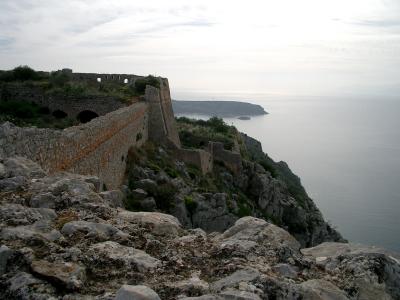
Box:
[0,158,400,300]
[1,157,399,299]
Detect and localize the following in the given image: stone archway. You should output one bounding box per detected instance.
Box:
[52,110,68,119]
[77,110,99,123]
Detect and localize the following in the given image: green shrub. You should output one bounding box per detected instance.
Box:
[0,100,39,119]
[153,183,177,211]
[134,75,160,94]
[258,159,278,178]
[184,195,198,214]
[49,71,70,87]
[237,202,252,217]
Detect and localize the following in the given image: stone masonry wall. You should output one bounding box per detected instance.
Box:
[0,83,125,119]
[70,72,141,84]
[0,102,148,189]
[209,142,242,174]
[146,79,180,148]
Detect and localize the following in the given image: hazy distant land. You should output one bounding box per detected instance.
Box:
[172,100,268,117]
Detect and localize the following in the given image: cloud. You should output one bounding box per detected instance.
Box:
[351,19,400,28]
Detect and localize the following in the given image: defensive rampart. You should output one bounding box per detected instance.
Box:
[0,69,244,189]
[0,102,148,189]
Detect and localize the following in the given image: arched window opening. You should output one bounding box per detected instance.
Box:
[124,78,128,84]
[97,77,101,83]
[52,110,68,119]
[77,110,99,123]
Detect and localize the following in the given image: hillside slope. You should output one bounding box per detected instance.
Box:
[124,117,344,247]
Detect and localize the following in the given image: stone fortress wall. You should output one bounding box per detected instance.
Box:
[0,102,148,189]
[0,82,125,120]
[0,69,242,189]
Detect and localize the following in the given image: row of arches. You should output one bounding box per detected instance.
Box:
[51,109,99,124]
[96,77,130,84]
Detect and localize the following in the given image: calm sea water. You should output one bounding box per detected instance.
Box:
[176,95,400,252]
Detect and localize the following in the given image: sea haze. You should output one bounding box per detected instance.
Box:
[176,95,400,252]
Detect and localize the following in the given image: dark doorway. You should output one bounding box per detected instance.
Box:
[52,109,68,119]
[77,110,99,123]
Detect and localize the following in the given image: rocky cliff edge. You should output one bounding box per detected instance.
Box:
[0,157,399,299]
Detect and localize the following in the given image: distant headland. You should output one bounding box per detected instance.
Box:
[172,100,268,117]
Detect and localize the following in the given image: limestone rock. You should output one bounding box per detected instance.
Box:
[118,210,182,235]
[115,284,161,300]
[165,275,210,295]
[89,241,160,272]
[29,192,57,209]
[99,190,124,208]
[220,290,262,300]
[0,203,56,225]
[134,179,158,194]
[31,259,86,291]
[190,193,237,232]
[302,242,400,300]
[0,176,27,191]
[0,162,7,179]
[219,217,300,254]
[211,268,260,292]
[300,279,349,300]
[272,263,298,279]
[61,220,128,241]
[0,245,13,275]
[131,188,148,200]
[3,156,46,179]
[140,197,157,211]
[1,220,62,242]
[4,272,57,299]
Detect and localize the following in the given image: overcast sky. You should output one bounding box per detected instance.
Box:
[1,0,399,99]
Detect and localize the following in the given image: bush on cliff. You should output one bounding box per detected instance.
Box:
[0,66,46,82]
[134,75,160,94]
[176,117,236,150]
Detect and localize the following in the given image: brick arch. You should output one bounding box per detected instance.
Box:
[77,110,99,123]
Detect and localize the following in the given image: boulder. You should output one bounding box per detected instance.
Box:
[0,203,57,226]
[220,290,262,300]
[31,260,86,291]
[165,274,209,295]
[99,190,124,208]
[191,193,237,232]
[0,176,27,191]
[115,285,161,300]
[211,268,260,292]
[61,221,128,241]
[1,221,62,242]
[0,245,13,275]
[89,241,160,272]
[3,156,46,179]
[140,197,157,211]
[219,217,300,253]
[134,179,158,194]
[131,188,148,200]
[29,192,57,209]
[272,263,298,279]
[117,210,181,235]
[300,279,349,300]
[302,243,400,300]
[5,272,56,299]
[0,162,7,178]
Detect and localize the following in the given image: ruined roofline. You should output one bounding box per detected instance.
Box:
[0,67,167,84]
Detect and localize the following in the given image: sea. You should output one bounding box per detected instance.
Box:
[175,94,400,252]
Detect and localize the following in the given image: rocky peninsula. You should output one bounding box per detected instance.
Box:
[172,100,267,117]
